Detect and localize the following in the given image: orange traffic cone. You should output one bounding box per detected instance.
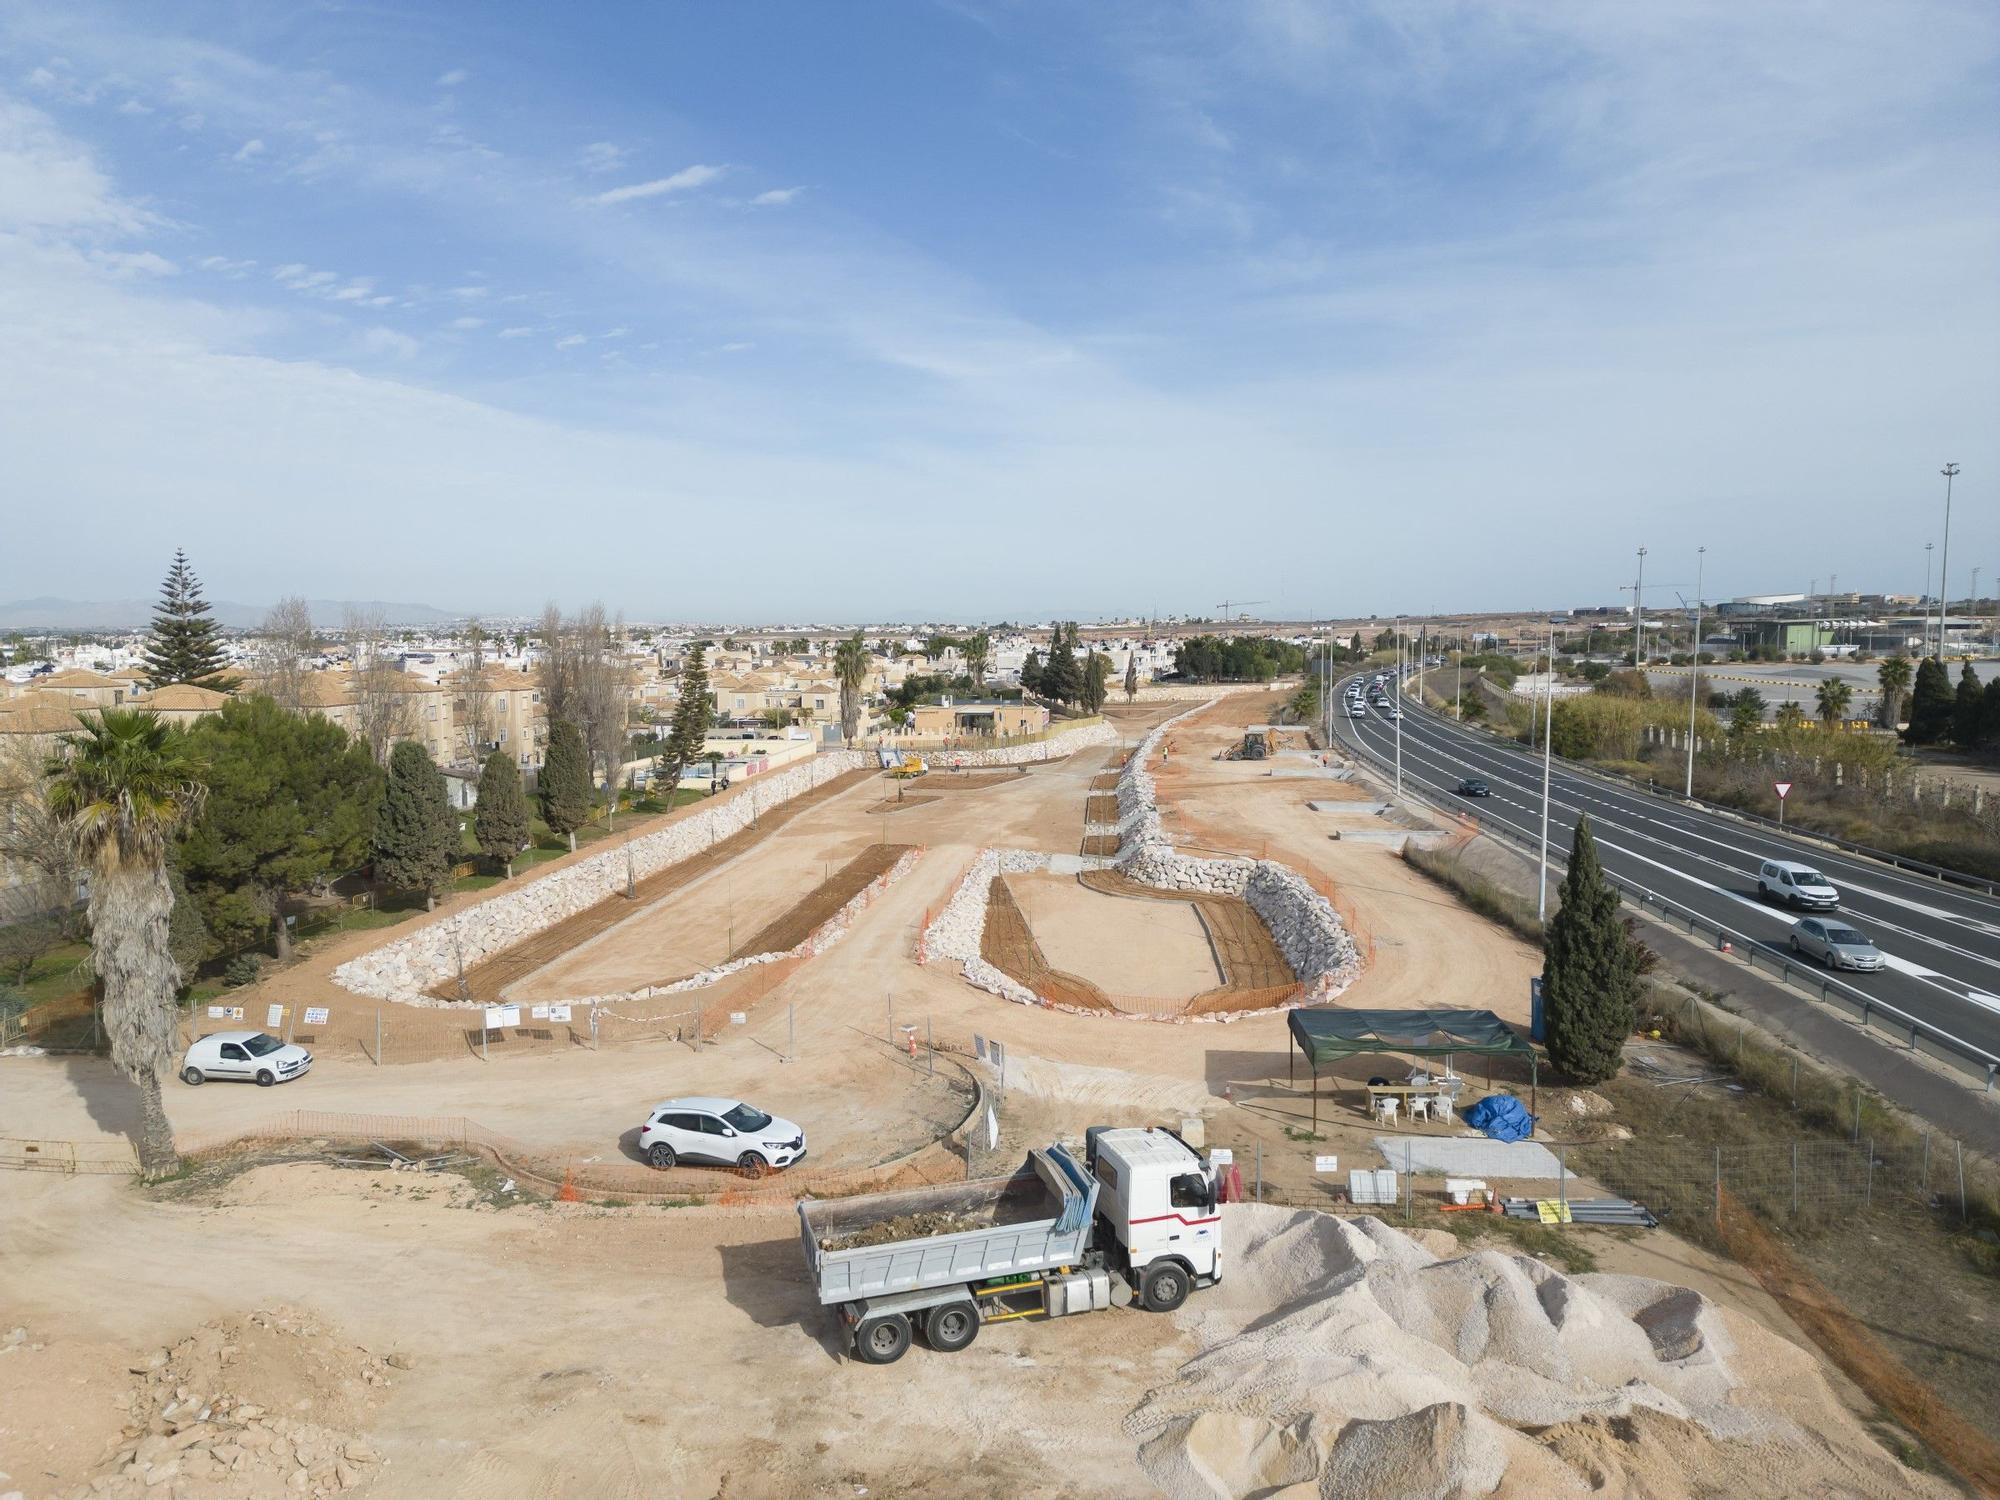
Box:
[558,1166,580,1203]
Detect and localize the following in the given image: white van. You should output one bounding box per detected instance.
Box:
[1757,859,1839,911]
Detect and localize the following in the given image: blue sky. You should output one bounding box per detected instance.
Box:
[1,1,1995,623]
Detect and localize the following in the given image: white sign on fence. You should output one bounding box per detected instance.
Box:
[484,1005,521,1030]
[303,1007,329,1026]
[529,1004,550,1021]
[1315,1155,1340,1173]
[549,1003,572,1024]
[1209,1148,1234,1167]
[206,1005,244,1021]
[729,1011,747,1025]
[266,1004,284,1028]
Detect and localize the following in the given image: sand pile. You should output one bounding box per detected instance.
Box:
[1127,1205,1948,1499]
[49,1306,398,1499]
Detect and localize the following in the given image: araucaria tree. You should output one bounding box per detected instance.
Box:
[474,750,530,876]
[144,549,237,691]
[1541,816,1639,1085]
[834,632,868,746]
[374,741,457,908]
[46,710,207,1177]
[178,695,383,958]
[656,644,712,796]
[539,718,592,852]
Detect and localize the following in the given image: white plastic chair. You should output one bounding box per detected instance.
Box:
[1407,1095,1430,1123]
[1431,1094,1454,1126]
[1374,1096,1399,1126]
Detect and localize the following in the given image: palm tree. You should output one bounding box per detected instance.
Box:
[1774,702,1808,732]
[46,709,207,1177]
[1876,653,1912,729]
[834,632,868,747]
[1814,678,1853,729]
[963,631,991,689]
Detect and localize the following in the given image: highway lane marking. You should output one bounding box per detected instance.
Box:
[1340,700,2000,1019]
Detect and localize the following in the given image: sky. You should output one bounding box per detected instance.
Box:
[1,1,1996,624]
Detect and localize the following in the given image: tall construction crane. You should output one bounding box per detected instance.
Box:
[1214,598,1269,623]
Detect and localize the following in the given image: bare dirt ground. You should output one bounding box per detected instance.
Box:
[2,699,1954,1497]
[1009,871,1221,1000]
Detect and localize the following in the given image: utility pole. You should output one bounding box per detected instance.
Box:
[1938,463,1960,657]
[1632,547,1648,667]
[1537,619,1555,923]
[1393,617,1403,799]
[1924,542,1935,652]
[1686,546,1705,799]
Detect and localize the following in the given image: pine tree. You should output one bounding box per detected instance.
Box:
[1021,649,1043,695]
[143,549,237,690]
[657,644,714,791]
[1542,816,1638,1084]
[373,741,456,909]
[1951,661,1984,747]
[539,718,592,852]
[474,750,530,876]
[1904,657,1954,745]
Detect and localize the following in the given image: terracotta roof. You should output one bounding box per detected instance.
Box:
[140,683,231,712]
[39,668,123,689]
[0,691,90,735]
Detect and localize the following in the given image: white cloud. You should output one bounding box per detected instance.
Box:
[116,98,152,116]
[450,315,485,330]
[0,96,153,235]
[497,325,534,338]
[602,326,630,338]
[272,263,341,292]
[448,284,488,301]
[554,333,586,349]
[359,326,419,359]
[231,138,265,163]
[750,186,803,207]
[578,141,626,175]
[330,281,376,301]
[589,164,724,206]
[436,69,468,87]
[88,249,177,279]
[196,255,256,277]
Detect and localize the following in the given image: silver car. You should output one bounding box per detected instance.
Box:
[1788,918,1884,972]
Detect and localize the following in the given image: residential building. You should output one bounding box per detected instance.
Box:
[905,701,1050,739]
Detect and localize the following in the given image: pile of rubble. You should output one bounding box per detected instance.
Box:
[68,1308,397,1499]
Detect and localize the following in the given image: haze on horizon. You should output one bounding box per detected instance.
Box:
[1,1,1994,623]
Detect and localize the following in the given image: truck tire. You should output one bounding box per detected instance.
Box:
[1141,1262,1191,1313]
[854,1313,912,1365]
[923,1302,979,1353]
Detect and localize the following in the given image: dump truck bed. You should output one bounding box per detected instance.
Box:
[799,1147,1096,1306]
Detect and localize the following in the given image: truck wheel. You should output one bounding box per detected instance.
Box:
[1141,1262,1191,1313]
[924,1302,979,1353]
[854,1313,912,1365]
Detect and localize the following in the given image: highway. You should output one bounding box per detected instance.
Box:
[1331,677,2000,1065]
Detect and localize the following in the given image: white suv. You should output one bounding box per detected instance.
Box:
[1757,859,1840,911]
[181,1031,312,1087]
[639,1097,806,1172]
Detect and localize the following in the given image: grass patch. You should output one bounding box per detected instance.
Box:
[13,941,91,1007]
[453,873,502,893]
[1422,1204,1606,1274]
[1401,842,1545,945]
[1282,1126,1328,1144]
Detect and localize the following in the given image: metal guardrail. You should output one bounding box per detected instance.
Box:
[1415,686,2000,898]
[1336,682,2000,1091]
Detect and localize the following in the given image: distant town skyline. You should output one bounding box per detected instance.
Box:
[1,2,1994,618]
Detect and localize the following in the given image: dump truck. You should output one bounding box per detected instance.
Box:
[797,1127,1222,1364]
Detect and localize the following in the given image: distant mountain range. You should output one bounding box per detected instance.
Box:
[0,597,459,631]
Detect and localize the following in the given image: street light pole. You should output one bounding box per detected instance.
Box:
[1924,542,1935,654]
[1633,547,1648,667]
[1394,616,1404,799]
[1686,546,1705,799]
[1938,463,1961,657]
[1537,619,1555,924]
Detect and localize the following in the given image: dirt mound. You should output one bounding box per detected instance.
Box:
[3,1306,400,1499]
[1128,1205,1949,1500]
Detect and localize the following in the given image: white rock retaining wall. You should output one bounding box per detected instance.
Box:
[335,719,1117,1005]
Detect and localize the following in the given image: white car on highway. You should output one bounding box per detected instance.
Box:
[1757,859,1840,911]
[639,1096,807,1172]
[180,1031,312,1087]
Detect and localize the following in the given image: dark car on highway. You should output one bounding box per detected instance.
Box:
[1455,778,1491,797]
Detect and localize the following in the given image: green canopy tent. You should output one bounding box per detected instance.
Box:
[1287,1008,1539,1128]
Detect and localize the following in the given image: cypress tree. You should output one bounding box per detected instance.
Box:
[143,549,237,690]
[474,749,530,876]
[1043,626,1081,705]
[1904,657,1954,745]
[1950,661,1984,747]
[1124,654,1139,702]
[1542,816,1638,1084]
[1982,677,2000,748]
[373,741,457,909]
[1021,649,1043,695]
[539,718,592,851]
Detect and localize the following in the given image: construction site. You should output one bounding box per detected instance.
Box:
[4,689,1997,1498]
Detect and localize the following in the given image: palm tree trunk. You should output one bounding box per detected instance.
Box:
[92,865,183,1179]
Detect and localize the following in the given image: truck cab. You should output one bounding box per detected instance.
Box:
[1087,1127,1222,1308]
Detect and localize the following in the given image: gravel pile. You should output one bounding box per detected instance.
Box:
[64,1307,396,1499]
[1127,1204,1946,1500]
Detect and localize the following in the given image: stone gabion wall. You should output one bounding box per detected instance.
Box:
[334,719,1118,1006]
[917,848,1051,1006]
[908,718,1118,767]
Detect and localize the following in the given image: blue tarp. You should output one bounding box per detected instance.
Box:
[1463,1094,1536,1143]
